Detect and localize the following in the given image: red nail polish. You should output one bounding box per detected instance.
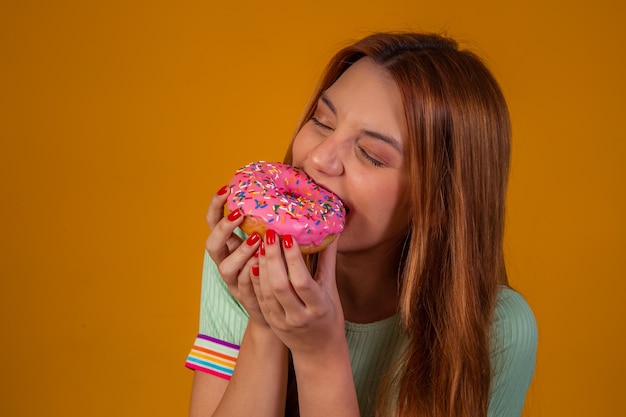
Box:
[246,232,260,246]
[217,185,229,196]
[254,250,259,258]
[283,234,293,249]
[260,241,265,256]
[266,229,276,245]
[227,209,242,222]
[251,264,259,277]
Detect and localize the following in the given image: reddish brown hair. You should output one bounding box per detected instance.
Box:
[285,32,511,417]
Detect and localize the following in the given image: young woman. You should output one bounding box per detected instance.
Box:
[186,32,538,417]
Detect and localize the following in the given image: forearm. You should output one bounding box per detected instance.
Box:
[291,338,360,417]
[213,322,289,417]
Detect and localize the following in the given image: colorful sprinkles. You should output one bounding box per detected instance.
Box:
[225,161,346,246]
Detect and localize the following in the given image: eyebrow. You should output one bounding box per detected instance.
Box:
[320,93,337,115]
[319,92,404,155]
[363,129,404,155]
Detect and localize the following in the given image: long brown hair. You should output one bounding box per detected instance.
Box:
[285,32,511,417]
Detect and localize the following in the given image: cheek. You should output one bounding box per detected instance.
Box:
[290,128,313,166]
[376,179,410,216]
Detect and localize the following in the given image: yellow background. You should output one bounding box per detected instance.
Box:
[1,1,624,416]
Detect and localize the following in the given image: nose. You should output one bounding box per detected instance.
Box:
[308,133,346,177]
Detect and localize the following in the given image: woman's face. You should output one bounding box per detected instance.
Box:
[292,57,411,254]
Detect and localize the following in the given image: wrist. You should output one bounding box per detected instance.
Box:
[246,320,288,352]
[290,337,359,417]
[294,338,349,369]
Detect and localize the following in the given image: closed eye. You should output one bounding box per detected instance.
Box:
[310,116,333,131]
[359,146,383,167]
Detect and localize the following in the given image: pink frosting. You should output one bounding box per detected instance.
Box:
[226,161,346,246]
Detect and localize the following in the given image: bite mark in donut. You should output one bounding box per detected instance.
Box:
[225,161,346,254]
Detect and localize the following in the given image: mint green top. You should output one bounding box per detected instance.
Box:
[193,251,538,417]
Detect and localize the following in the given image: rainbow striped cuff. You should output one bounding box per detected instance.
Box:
[185,334,240,380]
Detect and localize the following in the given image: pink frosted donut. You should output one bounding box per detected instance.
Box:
[225,161,346,253]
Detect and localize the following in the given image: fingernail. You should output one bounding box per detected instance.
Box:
[254,250,259,258]
[251,264,259,277]
[217,185,229,195]
[246,232,260,247]
[265,229,276,245]
[260,241,265,256]
[283,234,293,249]
[227,209,242,222]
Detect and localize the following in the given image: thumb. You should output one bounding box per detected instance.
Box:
[315,235,339,288]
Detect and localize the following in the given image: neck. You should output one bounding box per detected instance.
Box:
[335,244,403,323]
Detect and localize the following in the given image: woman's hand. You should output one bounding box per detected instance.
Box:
[204,185,266,325]
[251,231,360,417]
[251,229,346,355]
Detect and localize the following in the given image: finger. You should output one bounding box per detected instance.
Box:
[281,234,326,308]
[263,230,308,313]
[206,185,231,229]
[237,254,261,308]
[258,234,290,318]
[314,236,339,287]
[250,258,262,301]
[217,231,261,287]
[205,208,245,262]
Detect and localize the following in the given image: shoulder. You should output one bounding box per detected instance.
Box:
[488,286,538,416]
[492,286,538,354]
[494,286,536,324]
